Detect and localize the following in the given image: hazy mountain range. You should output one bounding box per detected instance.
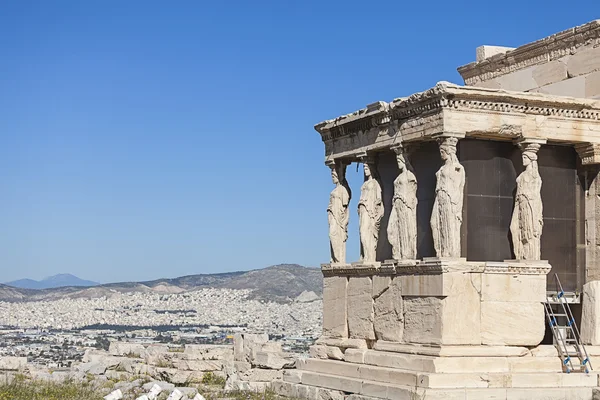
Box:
[0,264,322,303]
[5,274,99,290]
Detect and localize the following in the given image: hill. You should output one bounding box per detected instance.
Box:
[6,274,99,290]
[0,264,322,303]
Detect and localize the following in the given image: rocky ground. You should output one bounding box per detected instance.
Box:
[0,334,302,400]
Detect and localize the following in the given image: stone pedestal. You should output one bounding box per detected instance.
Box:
[320,259,549,347]
[280,260,574,400]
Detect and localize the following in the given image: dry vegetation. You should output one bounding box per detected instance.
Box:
[0,374,297,400]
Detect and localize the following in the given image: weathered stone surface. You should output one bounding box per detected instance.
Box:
[568,45,600,77]
[481,301,545,346]
[532,60,568,88]
[476,45,515,62]
[108,342,145,357]
[183,345,232,361]
[532,75,586,98]
[322,276,348,339]
[309,345,328,359]
[172,360,222,371]
[403,296,443,345]
[316,338,368,349]
[233,333,268,363]
[481,273,546,302]
[403,272,480,345]
[253,351,296,369]
[347,276,375,340]
[326,346,345,361]
[495,67,538,92]
[373,277,402,342]
[240,368,283,382]
[586,71,600,98]
[581,280,600,345]
[440,272,481,345]
[344,349,367,364]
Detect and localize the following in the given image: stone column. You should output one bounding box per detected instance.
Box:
[510,138,546,261]
[357,154,383,265]
[430,134,465,259]
[326,160,351,265]
[575,143,600,344]
[387,143,418,261]
[575,143,600,282]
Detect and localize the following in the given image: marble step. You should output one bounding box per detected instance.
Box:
[295,358,600,389]
[278,370,597,400]
[345,348,566,373]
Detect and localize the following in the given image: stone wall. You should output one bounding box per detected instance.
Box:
[321,261,548,347]
[458,20,600,99]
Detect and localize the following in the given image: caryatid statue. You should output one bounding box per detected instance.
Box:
[510,141,544,260]
[327,161,351,264]
[358,158,384,263]
[387,144,418,260]
[430,136,465,258]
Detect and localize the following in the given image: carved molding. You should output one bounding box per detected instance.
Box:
[575,143,600,165]
[315,82,600,143]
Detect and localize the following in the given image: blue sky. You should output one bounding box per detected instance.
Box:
[0,1,596,283]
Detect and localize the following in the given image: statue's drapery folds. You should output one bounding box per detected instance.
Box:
[327,162,351,264]
[358,159,384,263]
[387,144,418,260]
[510,140,544,260]
[430,136,465,258]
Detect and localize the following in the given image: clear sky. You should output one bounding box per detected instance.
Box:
[0,1,596,283]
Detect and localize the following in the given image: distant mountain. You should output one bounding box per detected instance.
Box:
[5,274,99,290]
[0,264,321,303]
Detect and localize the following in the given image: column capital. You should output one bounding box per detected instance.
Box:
[514,137,546,154]
[356,152,376,164]
[432,132,466,140]
[575,143,600,165]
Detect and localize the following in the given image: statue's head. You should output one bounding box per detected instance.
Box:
[519,142,540,168]
[522,151,537,167]
[331,167,340,185]
[364,163,372,178]
[438,137,458,162]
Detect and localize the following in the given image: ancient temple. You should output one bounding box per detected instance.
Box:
[273,20,600,400]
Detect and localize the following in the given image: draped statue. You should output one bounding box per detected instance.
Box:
[387,145,418,260]
[430,137,465,258]
[358,161,384,263]
[327,162,351,264]
[510,143,543,260]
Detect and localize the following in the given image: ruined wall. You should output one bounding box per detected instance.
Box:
[458,20,600,99]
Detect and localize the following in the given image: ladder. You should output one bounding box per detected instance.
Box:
[544,273,592,373]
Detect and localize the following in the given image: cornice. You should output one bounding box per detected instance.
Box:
[314,82,600,143]
[457,20,600,85]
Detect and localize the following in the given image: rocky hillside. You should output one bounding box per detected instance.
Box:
[0,264,322,303]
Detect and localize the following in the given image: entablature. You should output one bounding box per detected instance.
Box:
[316,82,600,163]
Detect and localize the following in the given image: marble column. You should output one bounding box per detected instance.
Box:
[327,160,351,265]
[430,135,465,258]
[510,138,546,261]
[358,155,383,264]
[387,144,418,260]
